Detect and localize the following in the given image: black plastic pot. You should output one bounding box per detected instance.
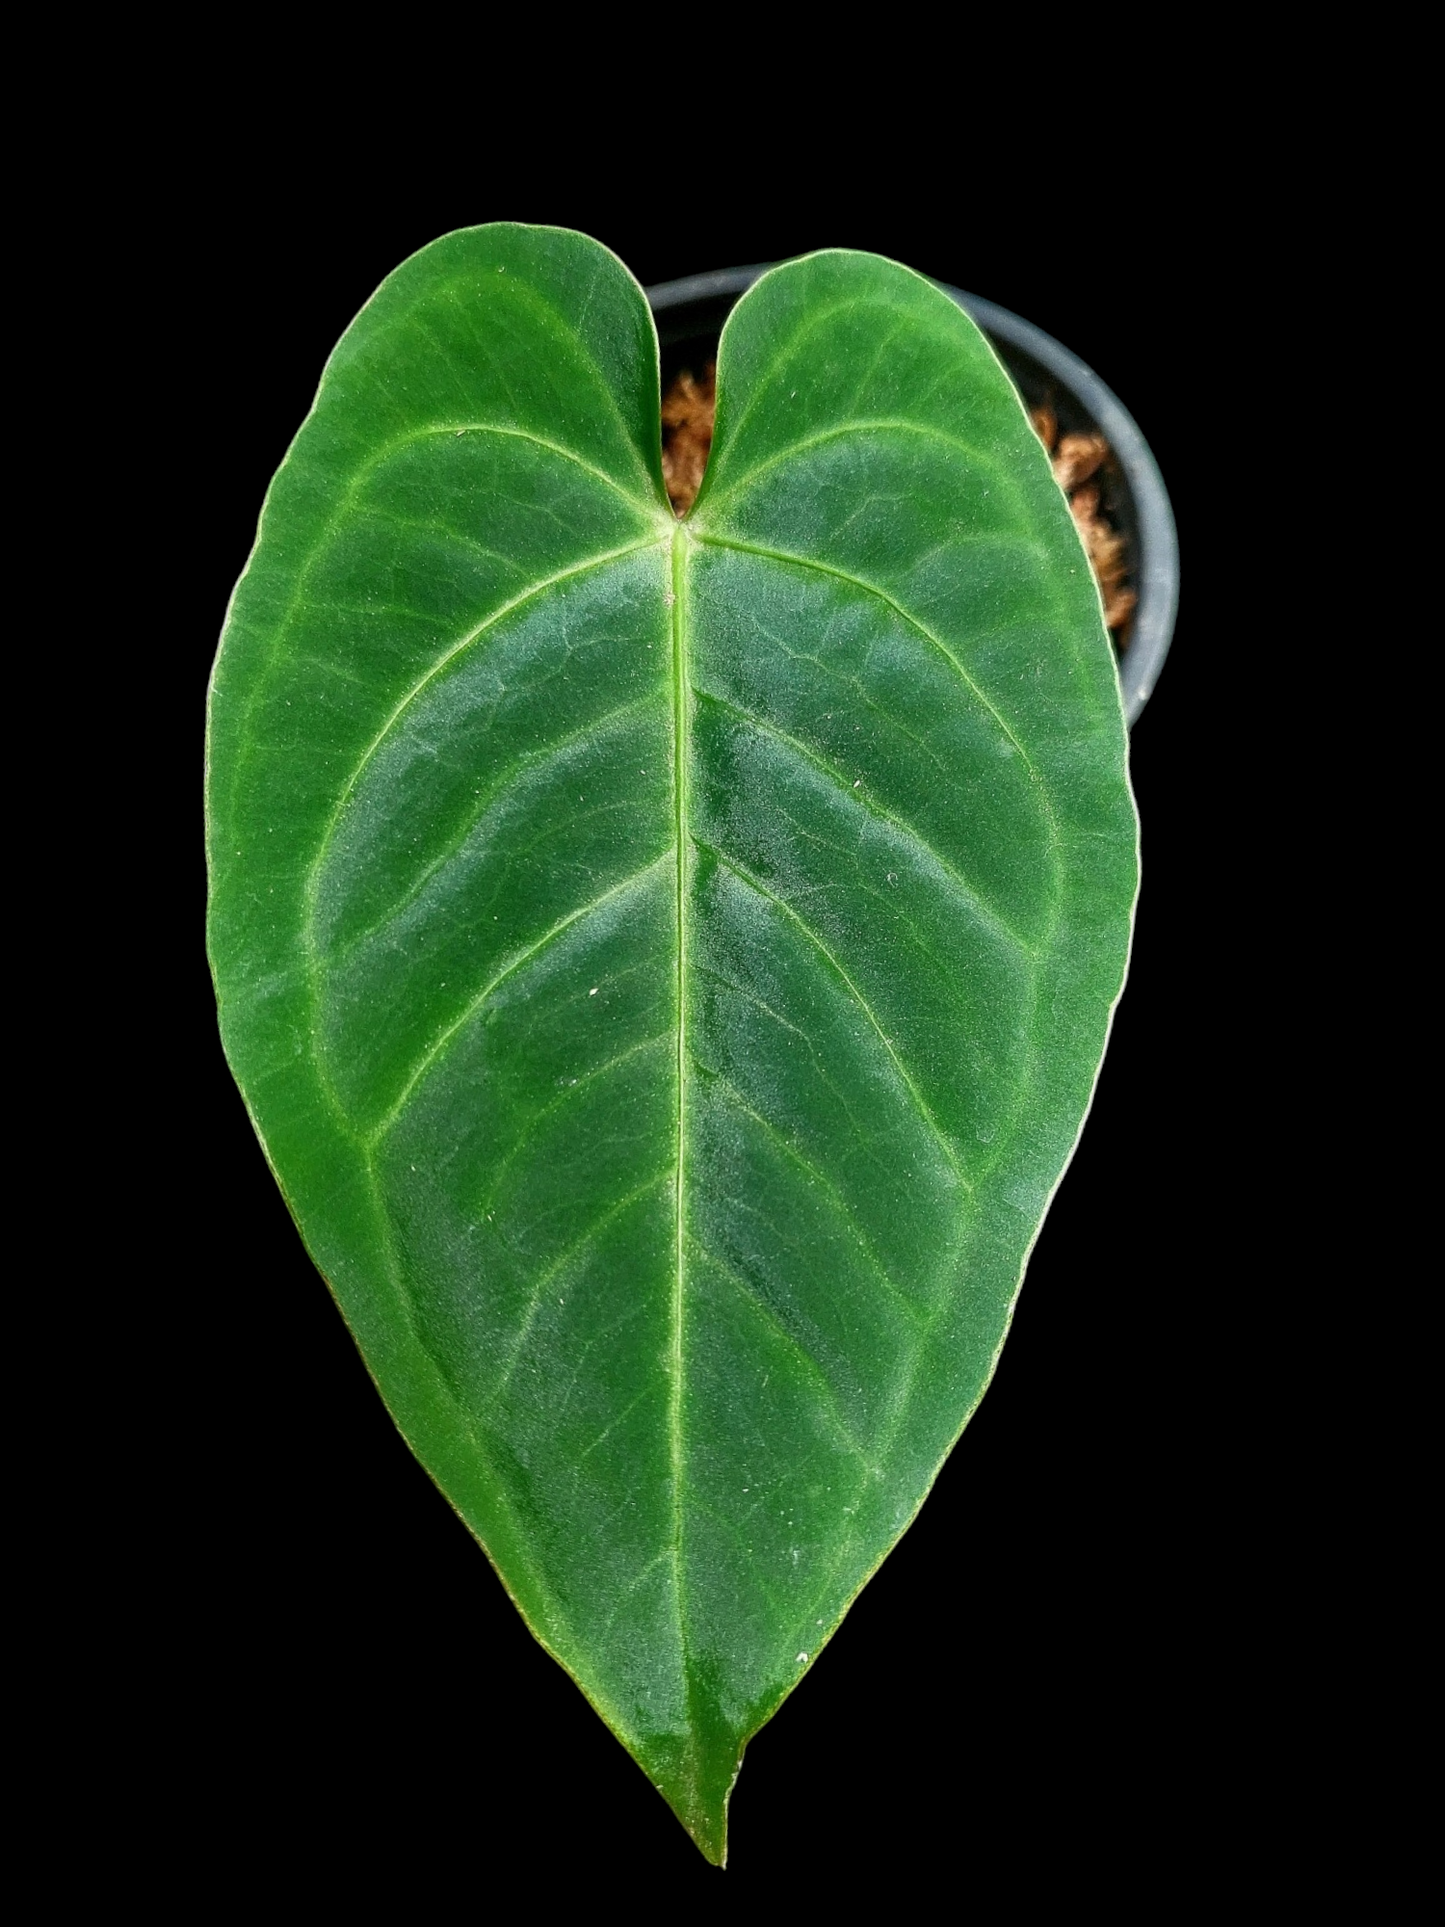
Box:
[647,267,1179,727]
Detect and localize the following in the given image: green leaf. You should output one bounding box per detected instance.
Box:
[206,224,1137,1863]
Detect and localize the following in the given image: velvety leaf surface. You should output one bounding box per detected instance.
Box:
[206,226,1137,1862]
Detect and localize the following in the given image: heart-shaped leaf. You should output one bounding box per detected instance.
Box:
[206,225,1137,1862]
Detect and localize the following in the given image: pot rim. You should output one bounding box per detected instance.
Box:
[646,265,1179,728]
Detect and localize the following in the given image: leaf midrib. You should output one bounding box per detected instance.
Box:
[668,515,696,1768]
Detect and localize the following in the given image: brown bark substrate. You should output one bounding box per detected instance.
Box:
[660,367,716,516]
[1028,406,1137,635]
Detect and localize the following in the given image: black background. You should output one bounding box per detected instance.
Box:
[132,158,1268,1893]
